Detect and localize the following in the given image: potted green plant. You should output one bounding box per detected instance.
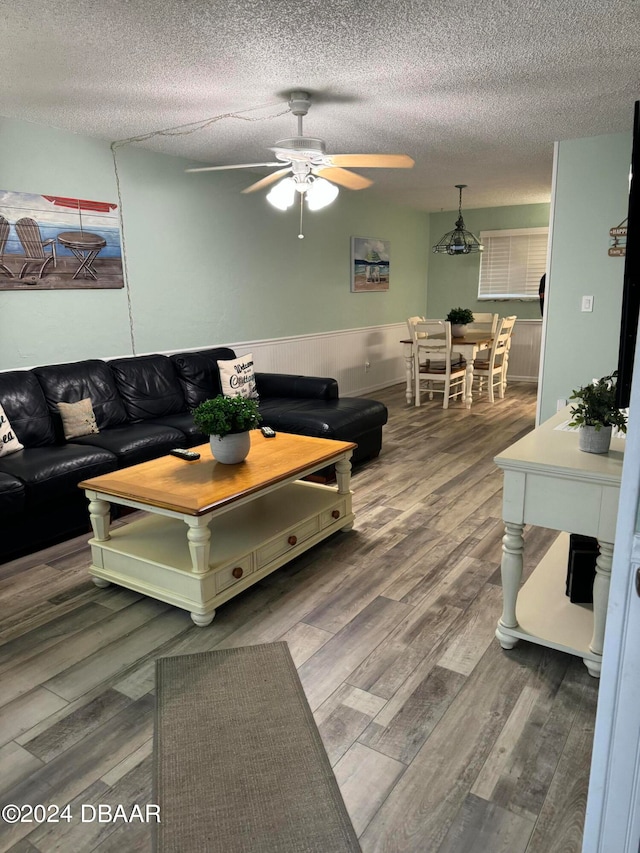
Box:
[569,371,627,454]
[192,395,262,464]
[446,307,475,337]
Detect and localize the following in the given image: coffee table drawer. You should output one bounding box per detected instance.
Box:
[216,556,254,593]
[320,499,348,529]
[256,517,320,569]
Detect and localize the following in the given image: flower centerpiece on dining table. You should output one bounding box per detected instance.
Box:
[446,307,475,337]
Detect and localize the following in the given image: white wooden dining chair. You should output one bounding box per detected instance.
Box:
[469,313,499,368]
[414,320,467,409]
[407,315,428,375]
[406,315,426,339]
[469,312,499,335]
[471,315,517,402]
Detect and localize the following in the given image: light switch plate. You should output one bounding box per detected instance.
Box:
[581,295,594,312]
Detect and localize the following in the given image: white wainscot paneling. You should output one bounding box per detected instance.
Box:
[508,319,542,383]
[161,320,541,396]
[227,324,408,397]
[13,321,540,396]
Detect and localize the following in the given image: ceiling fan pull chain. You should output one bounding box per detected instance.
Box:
[298,194,305,240]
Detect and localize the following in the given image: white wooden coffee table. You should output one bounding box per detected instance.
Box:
[79,431,355,626]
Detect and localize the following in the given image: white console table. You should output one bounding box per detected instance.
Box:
[494,406,624,677]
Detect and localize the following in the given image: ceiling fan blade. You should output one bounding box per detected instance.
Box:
[185,162,282,173]
[241,168,292,194]
[314,167,373,190]
[327,154,415,169]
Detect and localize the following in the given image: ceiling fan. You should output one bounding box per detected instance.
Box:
[185,91,415,211]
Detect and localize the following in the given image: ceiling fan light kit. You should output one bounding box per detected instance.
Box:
[305,177,339,210]
[186,90,414,235]
[432,185,484,255]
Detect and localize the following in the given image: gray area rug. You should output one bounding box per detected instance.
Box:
[153,642,361,852]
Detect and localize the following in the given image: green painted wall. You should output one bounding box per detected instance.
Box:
[0,117,429,369]
[539,132,632,422]
[426,203,550,321]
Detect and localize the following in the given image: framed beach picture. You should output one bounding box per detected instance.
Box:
[351,236,390,292]
[0,189,124,290]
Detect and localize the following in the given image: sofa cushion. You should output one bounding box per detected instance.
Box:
[258,397,388,441]
[170,348,236,408]
[255,373,339,401]
[34,360,129,431]
[0,404,24,457]
[0,472,26,515]
[0,371,56,447]
[108,355,186,422]
[72,423,186,465]
[0,444,117,507]
[146,413,206,445]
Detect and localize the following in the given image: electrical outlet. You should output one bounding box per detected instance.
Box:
[581,295,594,312]
[364,362,371,372]
[557,398,567,411]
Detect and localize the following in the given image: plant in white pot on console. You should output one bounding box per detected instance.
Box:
[192,395,262,464]
[569,371,627,454]
[445,307,474,337]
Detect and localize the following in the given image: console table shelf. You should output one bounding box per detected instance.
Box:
[508,532,598,662]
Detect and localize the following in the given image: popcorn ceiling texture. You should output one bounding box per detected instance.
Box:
[0,0,638,211]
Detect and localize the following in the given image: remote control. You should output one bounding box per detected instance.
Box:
[169,448,201,461]
[261,426,276,438]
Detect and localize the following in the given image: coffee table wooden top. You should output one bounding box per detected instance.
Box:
[79,430,356,516]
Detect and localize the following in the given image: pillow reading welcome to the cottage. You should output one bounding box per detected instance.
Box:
[217,353,258,399]
[0,404,24,457]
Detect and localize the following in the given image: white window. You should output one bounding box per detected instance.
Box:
[478,227,548,300]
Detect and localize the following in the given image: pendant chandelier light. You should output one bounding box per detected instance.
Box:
[432,184,484,255]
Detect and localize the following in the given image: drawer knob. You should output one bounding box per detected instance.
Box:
[331,509,340,519]
[288,535,297,546]
[232,566,244,579]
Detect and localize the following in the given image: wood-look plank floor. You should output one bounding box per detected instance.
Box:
[0,382,598,853]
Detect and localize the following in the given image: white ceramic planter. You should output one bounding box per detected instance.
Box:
[451,324,468,338]
[209,431,251,464]
[578,424,612,454]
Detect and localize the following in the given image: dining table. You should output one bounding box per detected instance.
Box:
[400,330,494,408]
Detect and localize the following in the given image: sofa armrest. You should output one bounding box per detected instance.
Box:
[255,373,339,401]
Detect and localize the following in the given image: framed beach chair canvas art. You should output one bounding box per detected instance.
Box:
[0,190,124,290]
[351,236,390,292]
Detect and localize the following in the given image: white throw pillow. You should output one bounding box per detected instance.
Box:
[0,404,24,457]
[217,353,258,399]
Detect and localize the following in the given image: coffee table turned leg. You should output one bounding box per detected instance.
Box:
[335,454,352,494]
[335,454,354,530]
[191,611,216,627]
[88,498,111,541]
[186,518,211,574]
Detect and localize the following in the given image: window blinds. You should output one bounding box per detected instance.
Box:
[478,227,548,299]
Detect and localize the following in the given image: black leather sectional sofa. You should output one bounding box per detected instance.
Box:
[0,347,388,562]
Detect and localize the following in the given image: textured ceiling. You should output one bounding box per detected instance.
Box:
[1,0,639,212]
